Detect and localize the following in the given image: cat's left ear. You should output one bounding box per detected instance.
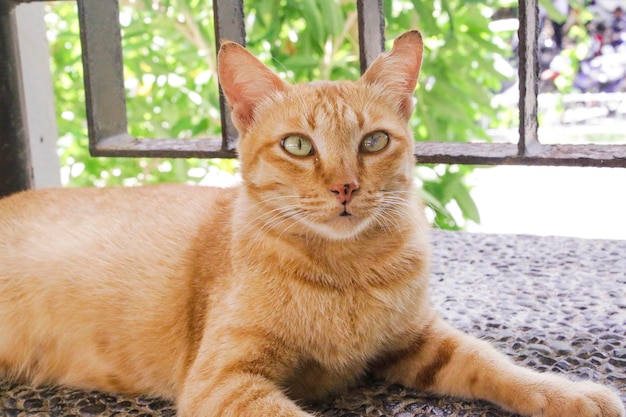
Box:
[218,41,288,132]
[360,30,424,120]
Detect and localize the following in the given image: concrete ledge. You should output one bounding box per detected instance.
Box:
[2,231,625,416]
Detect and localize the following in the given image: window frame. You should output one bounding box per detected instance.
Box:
[40,0,626,166]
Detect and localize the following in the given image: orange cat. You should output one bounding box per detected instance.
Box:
[0,31,624,417]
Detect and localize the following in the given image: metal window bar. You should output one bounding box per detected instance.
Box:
[0,0,34,195]
[13,0,626,167]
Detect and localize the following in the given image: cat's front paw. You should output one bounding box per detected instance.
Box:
[532,381,625,417]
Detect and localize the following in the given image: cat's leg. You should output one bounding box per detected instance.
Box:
[374,315,625,417]
[177,329,314,417]
[178,373,313,417]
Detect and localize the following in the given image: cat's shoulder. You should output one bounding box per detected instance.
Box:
[0,183,240,217]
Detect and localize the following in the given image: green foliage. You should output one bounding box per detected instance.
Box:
[385,0,510,229]
[46,0,512,229]
[418,165,480,230]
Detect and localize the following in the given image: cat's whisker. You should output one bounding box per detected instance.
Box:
[245,210,294,244]
[371,191,424,239]
[372,205,404,239]
[234,196,306,238]
[251,194,307,207]
[276,210,312,240]
[241,201,312,245]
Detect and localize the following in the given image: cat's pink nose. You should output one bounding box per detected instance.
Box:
[330,182,360,205]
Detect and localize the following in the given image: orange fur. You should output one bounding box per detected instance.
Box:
[0,31,623,417]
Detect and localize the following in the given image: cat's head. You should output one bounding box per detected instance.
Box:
[218,31,424,241]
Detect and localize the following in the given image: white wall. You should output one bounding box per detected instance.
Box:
[16,2,61,188]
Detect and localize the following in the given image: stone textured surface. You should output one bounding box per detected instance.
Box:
[2,231,625,416]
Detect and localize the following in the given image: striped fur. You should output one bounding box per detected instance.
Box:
[0,31,623,417]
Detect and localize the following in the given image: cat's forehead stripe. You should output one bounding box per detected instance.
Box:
[299,85,363,140]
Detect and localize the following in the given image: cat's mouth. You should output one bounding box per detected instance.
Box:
[329,205,359,222]
[333,206,361,222]
[297,202,373,240]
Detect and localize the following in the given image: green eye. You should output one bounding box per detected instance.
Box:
[361,131,389,153]
[281,135,314,156]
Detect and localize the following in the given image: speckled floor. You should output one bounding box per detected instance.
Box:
[1,231,625,416]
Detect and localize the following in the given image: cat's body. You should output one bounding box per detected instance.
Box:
[0,31,624,417]
[0,185,226,395]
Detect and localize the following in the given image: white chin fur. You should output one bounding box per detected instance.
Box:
[306,215,374,241]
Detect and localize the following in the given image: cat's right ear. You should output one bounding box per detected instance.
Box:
[217,41,288,132]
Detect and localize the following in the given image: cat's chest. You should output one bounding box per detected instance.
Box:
[231,232,430,370]
[263,270,427,369]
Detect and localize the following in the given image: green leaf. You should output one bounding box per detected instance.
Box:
[282,55,322,70]
[539,0,568,23]
[452,180,481,223]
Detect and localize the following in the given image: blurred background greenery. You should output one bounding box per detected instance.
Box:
[46,0,523,230]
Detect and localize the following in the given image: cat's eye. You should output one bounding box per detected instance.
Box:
[361,131,389,153]
[281,135,314,156]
